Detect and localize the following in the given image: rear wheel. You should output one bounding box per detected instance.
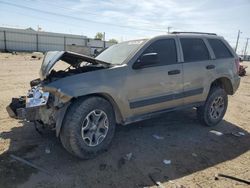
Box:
[60,97,116,159]
[197,87,228,126]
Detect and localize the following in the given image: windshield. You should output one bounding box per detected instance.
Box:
[95,39,147,65]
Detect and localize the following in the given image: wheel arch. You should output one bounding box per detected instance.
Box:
[209,77,234,95]
[81,93,123,124]
[56,92,123,137]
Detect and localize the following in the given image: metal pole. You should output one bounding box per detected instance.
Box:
[167,26,172,34]
[64,36,66,51]
[84,38,87,47]
[103,32,106,48]
[3,30,7,52]
[36,33,38,51]
[235,30,241,52]
[243,38,249,60]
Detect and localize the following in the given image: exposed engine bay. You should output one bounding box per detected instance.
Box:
[30,51,111,86]
[30,65,106,86]
[40,51,110,80]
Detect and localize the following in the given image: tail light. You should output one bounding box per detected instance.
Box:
[235,58,240,74]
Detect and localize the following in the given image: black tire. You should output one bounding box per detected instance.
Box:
[60,97,116,159]
[197,87,228,126]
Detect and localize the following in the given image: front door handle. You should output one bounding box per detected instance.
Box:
[206,65,215,69]
[168,69,180,75]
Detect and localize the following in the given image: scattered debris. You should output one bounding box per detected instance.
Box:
[192,153,198,157]
[148,173,165,188]
[34,121,45,135]
[10,154,51,175]
[152,134,165,140]
[124,152,133,161]
[232,131,245,137]
[163,159,171,165]
[210,130,223,136]
[99,163,107,171]
[168,180,185,188]
[117,153,133,168]
[215,173,250,185]
[31,52,43,59]
[45,147,51,154]
[239,64,247,77]
[136,184,150,188]
[117,157,126,168]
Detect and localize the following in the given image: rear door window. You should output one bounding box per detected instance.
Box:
[143,39,177,65]
[180,38,210,62]
[208,39,233,59]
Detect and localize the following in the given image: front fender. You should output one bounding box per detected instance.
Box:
[44,68,129,136]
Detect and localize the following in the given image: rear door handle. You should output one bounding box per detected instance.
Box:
[168,70,180,75]
[206,65,215,69]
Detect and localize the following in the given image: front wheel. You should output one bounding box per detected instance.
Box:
[197,87,228,126]
[60,97,116,159]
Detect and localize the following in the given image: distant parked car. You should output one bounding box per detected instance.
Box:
[239,63,247,76]
[7,32,240,159]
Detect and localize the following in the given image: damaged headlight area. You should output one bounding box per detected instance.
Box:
[26,86,50,108]
[6,86,51,121]
[6,85,71,128]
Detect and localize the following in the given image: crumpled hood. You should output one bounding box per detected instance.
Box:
[39,51,110,80]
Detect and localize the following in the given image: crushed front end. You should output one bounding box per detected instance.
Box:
[7,85,56,125]
[6,51,110,135]
[6,81,72,136]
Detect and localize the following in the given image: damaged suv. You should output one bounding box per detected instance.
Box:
[7,32,240,159]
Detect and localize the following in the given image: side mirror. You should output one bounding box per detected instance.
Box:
[133,53,159,69]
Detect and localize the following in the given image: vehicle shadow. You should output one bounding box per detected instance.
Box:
[0,109,249,188]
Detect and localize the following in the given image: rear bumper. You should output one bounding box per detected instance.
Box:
[6,97,40,121]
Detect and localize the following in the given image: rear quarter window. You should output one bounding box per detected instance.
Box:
[180,38,210,62]
[208,39,233,59]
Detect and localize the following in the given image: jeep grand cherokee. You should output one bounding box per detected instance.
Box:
[7,32,240,159]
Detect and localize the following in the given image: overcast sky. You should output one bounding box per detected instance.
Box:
[0,0,250,54]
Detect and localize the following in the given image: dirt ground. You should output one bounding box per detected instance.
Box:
[0,52,249,188]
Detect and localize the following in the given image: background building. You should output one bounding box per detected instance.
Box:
[0,27,115,56]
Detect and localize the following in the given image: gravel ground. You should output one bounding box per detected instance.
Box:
[0,52,249,188]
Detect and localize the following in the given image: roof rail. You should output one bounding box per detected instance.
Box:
[171,31,217,36]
